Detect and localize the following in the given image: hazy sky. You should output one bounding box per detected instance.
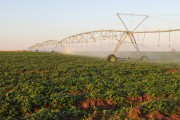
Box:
[1,0,180,50]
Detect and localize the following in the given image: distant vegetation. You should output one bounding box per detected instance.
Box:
[0,52,179,119]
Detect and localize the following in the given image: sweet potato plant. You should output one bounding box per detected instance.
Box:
[0,52,179,119]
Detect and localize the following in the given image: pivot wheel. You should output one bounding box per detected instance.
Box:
[107,54,117,62]
[140,56,149,62]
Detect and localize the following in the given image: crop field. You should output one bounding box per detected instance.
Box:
[0,52,180,119]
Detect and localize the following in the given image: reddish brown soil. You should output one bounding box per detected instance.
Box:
[126,107,180,120]
[146,111,180,120]
[33,106,39,113]
[146,111,164,120]
[127,106,142,119]
[124,94,180,119]
[169,114,180,120]
[143,94,153,102]
[97,98,105,106]
[4,89,13,93]
[126,94,153,104]
[80,98,115,109]
[165,69,180,74]
[69,91,78,95]
[81,99,90,109]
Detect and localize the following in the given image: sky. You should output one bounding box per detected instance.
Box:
[1,0,180,51]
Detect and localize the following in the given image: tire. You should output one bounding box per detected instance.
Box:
[140,56,149,62]
[107,54,117,62]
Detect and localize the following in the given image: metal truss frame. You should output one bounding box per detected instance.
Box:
[28,13,180,56]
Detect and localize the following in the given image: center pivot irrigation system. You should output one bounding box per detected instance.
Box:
[28,13,180,62]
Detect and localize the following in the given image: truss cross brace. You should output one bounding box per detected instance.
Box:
[113,13,148,58]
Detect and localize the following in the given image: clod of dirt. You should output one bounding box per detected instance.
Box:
[127,106,142,119]
[165,69,180,74]
[80,98,115,109]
